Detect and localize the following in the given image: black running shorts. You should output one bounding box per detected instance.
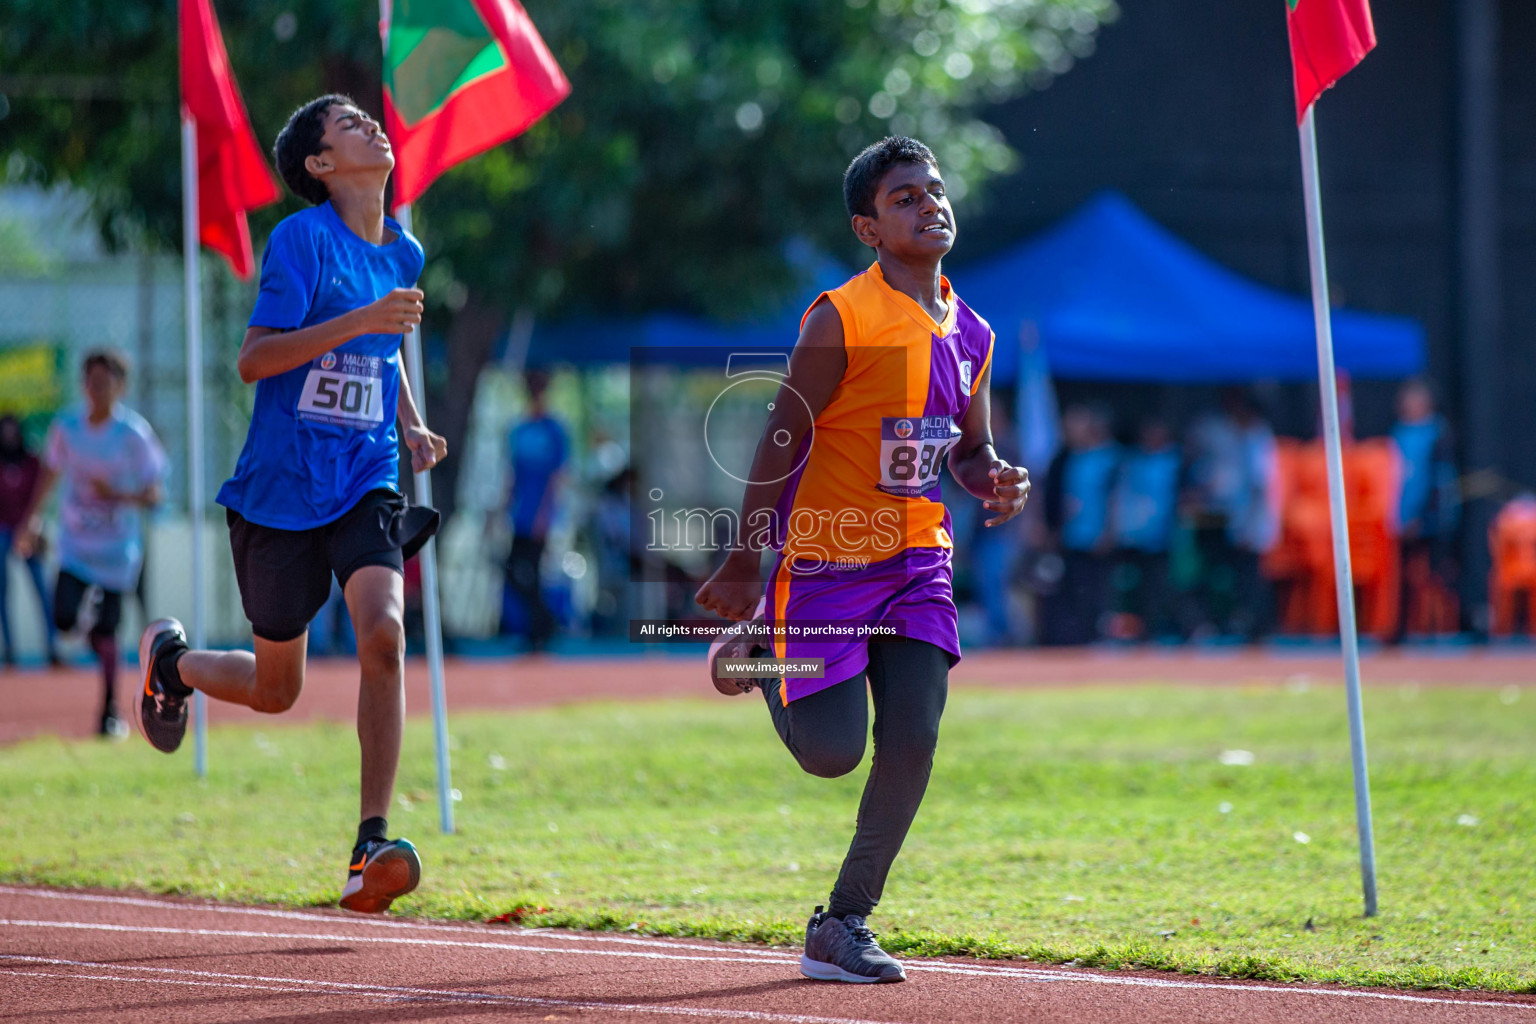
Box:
[226,488,439,643]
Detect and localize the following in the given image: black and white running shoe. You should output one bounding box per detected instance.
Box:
[800,906,906,983]
[98,711,129,740]
[339,837,421,914]
[136,617,190,754]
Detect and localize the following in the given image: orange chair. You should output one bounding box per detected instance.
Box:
[1269,439,1402,640]
[1266,439,1328,633]
[1345,441,1402,638]
[1489,497,1536,637]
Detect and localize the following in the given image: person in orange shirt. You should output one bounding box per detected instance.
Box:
[697,137,1029,983]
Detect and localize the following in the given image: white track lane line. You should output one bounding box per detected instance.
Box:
[0,954,908,1024]
[0,886,792,958]
[3,915,1535,1011]
[2,968,374,999]
[0,918,798,969]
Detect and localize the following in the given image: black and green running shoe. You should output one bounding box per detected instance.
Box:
[339,837,421,914]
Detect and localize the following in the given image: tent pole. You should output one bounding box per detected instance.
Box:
[1298,105,1377,917]
[393,203,454,835]
[181,113,209,780]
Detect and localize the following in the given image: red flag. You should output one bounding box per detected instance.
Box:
[179,0,282,279]
[381,0,570,209]
[1286,0,1376,123]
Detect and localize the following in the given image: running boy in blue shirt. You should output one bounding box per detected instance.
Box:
[137,95,446,914]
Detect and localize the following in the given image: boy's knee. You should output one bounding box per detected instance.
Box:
[250,649,305,713]
[356,616,405,667]
[794,741,865,779]
[880,721,941,764]
[252,683,300,714]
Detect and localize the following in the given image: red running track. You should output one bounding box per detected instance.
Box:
[2,886,1533,1023]
[4,647,1533,746]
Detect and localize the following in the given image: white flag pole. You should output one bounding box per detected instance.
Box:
[180,112,209,779]
[392,202,454,835]
[1298,104,1378,917]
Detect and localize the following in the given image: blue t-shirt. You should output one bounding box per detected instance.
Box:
[1111,446,1181,553]
[510,415,568,537]
[217,202,425,530]
[1061,443,1120,552]
[1393,418,1440,527]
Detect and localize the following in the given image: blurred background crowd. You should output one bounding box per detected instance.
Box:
[382,367,1487,654]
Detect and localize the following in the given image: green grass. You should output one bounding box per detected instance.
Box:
[2,681,1533,992]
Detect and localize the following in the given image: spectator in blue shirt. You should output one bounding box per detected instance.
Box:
[1109,417,1182,640]
[1042,404,1119,644]
[1185,388,1278,641]
[504,370,568,651]
[1391,379,1459,638]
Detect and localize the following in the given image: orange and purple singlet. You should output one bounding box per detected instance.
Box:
[766,262,994,702]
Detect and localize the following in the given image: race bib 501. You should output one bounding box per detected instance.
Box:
[877,415,960,497]
[297,351,388,428]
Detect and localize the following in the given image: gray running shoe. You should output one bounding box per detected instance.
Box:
[136,617,190,754]
[799,906,906,983]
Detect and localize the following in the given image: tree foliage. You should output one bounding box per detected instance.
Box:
[4,0,1115,314]
[393,0,1118,321]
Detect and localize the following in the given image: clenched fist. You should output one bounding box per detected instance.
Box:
[353,288,424,336]
[404,424,447,473]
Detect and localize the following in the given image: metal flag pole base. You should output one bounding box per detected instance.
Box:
[1298,104,1379,917]
[393,203,455,835]
[180,113,209,780]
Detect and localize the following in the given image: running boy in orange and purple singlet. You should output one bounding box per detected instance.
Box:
[696,137,1029,983]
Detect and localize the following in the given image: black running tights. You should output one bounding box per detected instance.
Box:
[763,638,949,920]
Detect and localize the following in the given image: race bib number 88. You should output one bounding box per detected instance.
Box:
[878,416,961,497]
[297,351,387,428]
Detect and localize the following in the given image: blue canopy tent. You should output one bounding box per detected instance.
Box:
[523,192,1424,382]
[523,313,802,367]
[956,191,1424,384]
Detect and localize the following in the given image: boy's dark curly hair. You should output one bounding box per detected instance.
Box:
[273,94,355,205]
[843,136,939,219]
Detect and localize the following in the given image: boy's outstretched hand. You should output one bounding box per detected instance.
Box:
[982,460,1030,527]
[404,424,447,472]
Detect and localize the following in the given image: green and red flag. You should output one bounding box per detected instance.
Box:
[380,0,570,208]
[1286,0,1376,122]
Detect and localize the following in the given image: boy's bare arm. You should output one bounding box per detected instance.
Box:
[694,299,847,621]
[88,478,162,507]
[396,360,446,473]
[237,288,424,383]
[948,358,1029,527]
